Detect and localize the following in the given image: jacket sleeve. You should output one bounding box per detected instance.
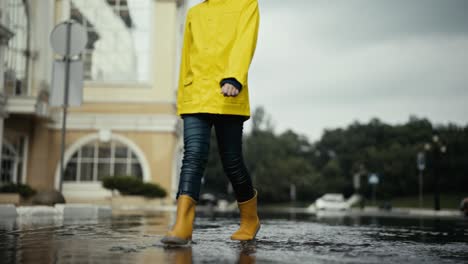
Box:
[220,77,243,91]
[177,11,192,104]
[223,0,260,88]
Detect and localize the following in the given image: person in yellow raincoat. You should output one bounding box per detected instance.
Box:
[161,0,260,245]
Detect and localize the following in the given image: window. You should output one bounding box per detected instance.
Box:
[70,0,151,82]
[2,0,29,96]
[1,137,26,184]
[64,140,143,182]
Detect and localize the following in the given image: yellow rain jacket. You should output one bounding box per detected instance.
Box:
[176,0,260,119]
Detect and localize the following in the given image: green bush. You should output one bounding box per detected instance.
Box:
[140,182,167,198]
[0,183,37,198]
[102,176,167,198]
[103,176,141,195]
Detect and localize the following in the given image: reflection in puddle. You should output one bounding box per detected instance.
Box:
[164,246,193,264]
[238,240,257,264]
[162,242,256,264]
[0,212,466,263]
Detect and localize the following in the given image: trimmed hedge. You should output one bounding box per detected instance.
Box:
[102,176,167,198]
[0,183,37,198]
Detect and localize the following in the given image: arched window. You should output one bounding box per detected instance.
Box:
[70,0,152,82]
[3,0,29,96]
[64,140,143,182]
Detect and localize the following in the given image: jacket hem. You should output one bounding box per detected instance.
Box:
[177,105,250,120]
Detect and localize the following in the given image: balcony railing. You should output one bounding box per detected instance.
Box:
[4,68,28,96]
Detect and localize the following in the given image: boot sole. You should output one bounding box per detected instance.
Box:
[231,224,261,241]
[161,236,191,245]
[251,224,261,240]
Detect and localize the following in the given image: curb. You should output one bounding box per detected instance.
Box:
[0,204,17,218]
[56,204,112,219]
[0,204,112,220]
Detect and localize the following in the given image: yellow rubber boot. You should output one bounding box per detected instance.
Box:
[231,190,261,241]
[161,195,196,245]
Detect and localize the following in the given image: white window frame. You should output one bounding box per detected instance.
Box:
[3,0,30,96]
[66,0,154,86]
[55,133,151,189]
[64,139,144,183]
[1,136,27,184]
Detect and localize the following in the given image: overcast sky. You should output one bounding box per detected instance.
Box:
[187,0,468,141]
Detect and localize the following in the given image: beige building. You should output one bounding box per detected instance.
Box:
[0,0,187,203]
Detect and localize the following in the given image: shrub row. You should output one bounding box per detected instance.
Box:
[0,183,37,198]
[102,176,167,198]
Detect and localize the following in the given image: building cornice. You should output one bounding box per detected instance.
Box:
[156,0,184,4]
[48,112,180,133]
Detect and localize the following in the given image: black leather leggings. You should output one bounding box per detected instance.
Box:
[177,113,254,203]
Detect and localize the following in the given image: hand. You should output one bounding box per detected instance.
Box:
[221,83,240,97]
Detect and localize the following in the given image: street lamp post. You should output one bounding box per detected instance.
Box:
[353,164,367,209]
[368,173,379,206]
[50,21,86,193]
[416,152,425,209]
[425,135,447,211]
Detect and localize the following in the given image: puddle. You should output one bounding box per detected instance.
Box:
[0,212,467,263]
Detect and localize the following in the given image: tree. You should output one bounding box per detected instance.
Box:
[202,108,468,204]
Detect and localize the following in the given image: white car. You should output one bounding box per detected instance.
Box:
[315,193,350,211]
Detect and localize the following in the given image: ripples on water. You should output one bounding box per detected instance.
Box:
[0,212,467,263]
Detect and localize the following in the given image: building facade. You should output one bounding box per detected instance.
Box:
[0,0,187,203]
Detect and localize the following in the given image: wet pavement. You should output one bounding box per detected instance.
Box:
[0,211,467,263]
